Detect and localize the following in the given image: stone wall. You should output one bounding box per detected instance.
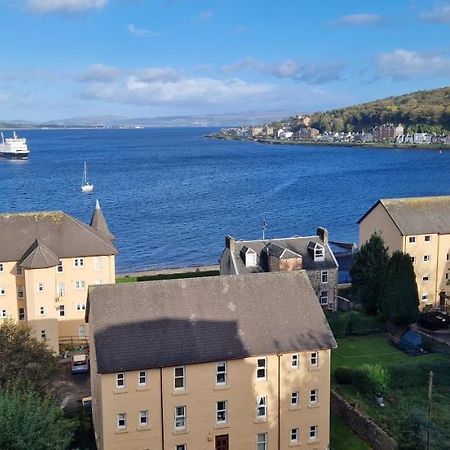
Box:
[331,390,398,450]
[307,268,338,311]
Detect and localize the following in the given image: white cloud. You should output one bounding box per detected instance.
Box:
[419,3,450,23]
[376,49,450,79]
[127,24,160,38]
[78,65,275,107]
[330,13,383,26]
[78,64,119,82]
[27,0,107,13]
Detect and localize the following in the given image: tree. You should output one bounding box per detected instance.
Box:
[379,251,419,326]
[0,388,73,450]
[350,233,389,315]
[0,320,57,394]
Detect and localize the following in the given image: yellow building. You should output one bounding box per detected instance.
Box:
[0,200,116,351]
[87,271,336,450]
[359,195,450,309]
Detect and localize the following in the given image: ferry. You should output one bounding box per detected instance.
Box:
[0,131,30,159]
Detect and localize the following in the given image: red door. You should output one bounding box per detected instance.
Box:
[215,434,229,450]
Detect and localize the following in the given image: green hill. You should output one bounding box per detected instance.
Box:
[308,86,450,133]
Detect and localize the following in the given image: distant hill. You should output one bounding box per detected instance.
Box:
[308,86,450,133]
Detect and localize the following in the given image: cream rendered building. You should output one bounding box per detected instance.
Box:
[87,271,336,450]
[359,195,450,309]
[0,201,116,351]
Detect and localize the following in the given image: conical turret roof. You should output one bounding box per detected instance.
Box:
[90,199,115,241]
[19,238,60,269]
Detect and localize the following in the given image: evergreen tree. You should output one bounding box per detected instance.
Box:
[350,233,389,315]
[380,251,419,326]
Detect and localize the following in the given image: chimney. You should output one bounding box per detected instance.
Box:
[316,227,329,245]
[225,235,236,252]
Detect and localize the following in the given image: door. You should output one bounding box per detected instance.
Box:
[215,434,229,450]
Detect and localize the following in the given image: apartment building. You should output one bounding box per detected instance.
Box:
[0,200,116,351]
[219,228,339,311]
[87,271,336,450]
[359,196,450,309]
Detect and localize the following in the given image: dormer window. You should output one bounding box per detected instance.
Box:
[240,246,257,267]
[307,241,325,262]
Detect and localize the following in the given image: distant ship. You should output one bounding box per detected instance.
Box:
[81,162,94,193]
[0,131,30,160]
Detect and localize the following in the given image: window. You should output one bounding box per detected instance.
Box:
[94,279,102,285]
[257,433,267,450]
[321,270,328,284]
[0,310,6,318]
[425,235,431,242]
[319,291,328,305]
[446,273,449,281]
[176,445,186,450]
[0,263,3,272]
[117,413,126,430]
[291,354,299,368]
[74,258,84,267]
[116,373,125,389]
[37,283,44,292]
[291,428,299,443]
[41,329,47,339]
[56,283,65,297]
[314,244,324,261]
[309,425,318,441]
[78,325,86,338]
[256,396,267,419]
[422,274,429,282]
[174,366,185,389]
[59,305,65,317]
[421,293,429,301]
[409,236,416,243]
[291,391,299,407]
[138,370,147,386]
[16,266,23,275]
[18,308,25,321]
[216,362,227,385]
[216,400,227,424]
[39,306,46,316]
[310,389,318,405]
[75,280,86,290]
[310,352,318,367]
[0,287,5,296]
[139,410,148,426]
[18,286,24,298]
[411,256,416,264]
[57,263,63,273]
[76,303,86,311]
[447,253,450,261]
[94,257,102,271]
[256,358,267,380]
[174,406,186,430]
[424,255,431,262]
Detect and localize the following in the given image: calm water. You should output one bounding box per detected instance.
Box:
[1,128,449,272]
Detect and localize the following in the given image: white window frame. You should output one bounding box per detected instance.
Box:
[41,329,47,339]
[319,291,328,305]
[117,413,127,430]
[309,425,318,441]
[257,432,267,450]
[39,306,46,316]
[409,236,416,243]
[78,324,86,338]
[138,370,147,386]
[74,258,84,268]
[56,282,65,297]
[291,428,299,444]
[310,352,318,367]
[310,389,318,405]
[421,293,429,301]
[75,280,86,290]
[256,395,267,420]
[176,445,186,450]
[59,304,65,317]
[256,358,267,380]
[422,274,429,282]
[76,303,86,311]
[0,263,3,272]
[174,366,185,390]
[17,286,24,298]
[424,255,431,262]
[174,405,186,430]
[291,391,299,407]
[424,235,431,242]
[116,373,125,389]
[18,308,25,321]
[216,361,227,385]
[291,354,299,368]
[411,256,416,264]
[94,256,102,271]
[56,263,63,273]
[314,244,324,261]
[37,282,44,292]
[216,400,227,424]
[0,309,7,318]
[0,287,5,296]
[139,410,148,426]
[321,270,328,284]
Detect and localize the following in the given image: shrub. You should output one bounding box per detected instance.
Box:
[334,366,353,384]
[326,312,351,338]
[353,363,390,394]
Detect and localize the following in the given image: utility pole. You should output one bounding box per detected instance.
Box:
[426,370,433,450]
[262,220,267,240]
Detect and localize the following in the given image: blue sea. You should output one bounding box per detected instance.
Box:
[1,128,449,272]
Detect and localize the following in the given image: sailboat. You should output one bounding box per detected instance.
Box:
[81,162,94,193]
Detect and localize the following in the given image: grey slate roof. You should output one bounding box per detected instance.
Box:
[87,271,337,374]
[90,200,115,241]
[0,210,117,263]
[223,236,338,275]
[359,196,450,235]
[19,239,60,269]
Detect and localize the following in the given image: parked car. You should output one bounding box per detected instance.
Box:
[71,354,89,374]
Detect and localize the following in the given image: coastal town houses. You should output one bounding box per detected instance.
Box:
[359,195,450,309]
[219,228,339,311]
[86,271,336,450]
[0,200,116,351]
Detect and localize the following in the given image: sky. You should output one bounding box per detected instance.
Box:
[1,0,450,121]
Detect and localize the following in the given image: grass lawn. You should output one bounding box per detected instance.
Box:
[330,414,370,450]
[333,333,450,448]
[116,269,219,283]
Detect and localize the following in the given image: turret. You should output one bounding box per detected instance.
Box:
[90,199,115,241]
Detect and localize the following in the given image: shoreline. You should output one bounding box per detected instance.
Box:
[117,263,219,278]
